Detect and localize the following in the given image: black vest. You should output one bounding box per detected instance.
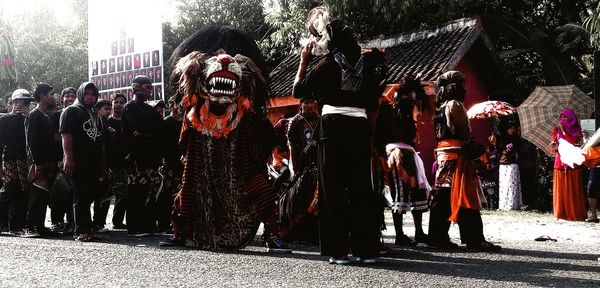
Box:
[433,103,454,141]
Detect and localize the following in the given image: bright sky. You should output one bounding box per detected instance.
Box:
[0,0,177,26]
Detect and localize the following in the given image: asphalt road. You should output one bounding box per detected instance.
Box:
[0,210,598,287]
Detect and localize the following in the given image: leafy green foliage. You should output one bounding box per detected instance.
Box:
[8,0,88,94]
[583,1,600,49]
[0,15,17,109]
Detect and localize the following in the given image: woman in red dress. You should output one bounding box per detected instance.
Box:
[551,108,586,221]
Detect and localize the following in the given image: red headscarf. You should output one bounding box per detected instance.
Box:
[559,108,582,138]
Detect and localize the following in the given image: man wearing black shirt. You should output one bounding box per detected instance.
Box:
[107,93,128,229]
[122,76,164,236]
[91,99,112,232]
[292,7,384,264]
[60,82,105,242]
[24,83,58,238]
[0,89,32,235]
[49,87,77,234]
[157,96,182,233]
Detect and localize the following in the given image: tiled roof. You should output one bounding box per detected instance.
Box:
[269,17,483,98]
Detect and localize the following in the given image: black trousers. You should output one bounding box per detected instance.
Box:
[428,187,485,245]
[110,169,128,226]
[0,179,28,231]
[317,114,380,258]
[26,185,49,230]
[72,172,99,235]
[92,178,111,228]
[50,172,74,225]
[156,168,179,232]
[126,168,160,234]
[519,166,537,206]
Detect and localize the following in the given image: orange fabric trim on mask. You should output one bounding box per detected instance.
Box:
[186,97,246,139]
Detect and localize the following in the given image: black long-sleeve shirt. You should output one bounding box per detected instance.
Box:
[0,113,27,161]
[106,117,128,169]
[26,109,57,164]
[122,100,164,168]
[293,53,378,109]
[163,115,183,173]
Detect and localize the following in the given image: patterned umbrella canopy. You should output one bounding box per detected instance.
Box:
[467,100,516,119]
[517,85,594,156]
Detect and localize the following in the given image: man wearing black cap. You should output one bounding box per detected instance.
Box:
[60,82,105,242]
[429,71,501,252]
[122,75,164,236]
[278,95,320,242]
[49,87,77,234]
[24,83,57,238]
[156,96,182,234]
[287,96,319,176]
[107,93,128,230]
[0,89,33,235]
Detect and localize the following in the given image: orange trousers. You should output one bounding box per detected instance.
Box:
[552,169,586,221]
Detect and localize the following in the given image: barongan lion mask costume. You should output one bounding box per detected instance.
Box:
[169,26,278,250]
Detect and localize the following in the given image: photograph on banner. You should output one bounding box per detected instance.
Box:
[91,61,98,76]
[154,67,162,83]
[88,0,164,98]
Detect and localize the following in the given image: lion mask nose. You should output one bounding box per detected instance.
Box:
[217,54,234,65]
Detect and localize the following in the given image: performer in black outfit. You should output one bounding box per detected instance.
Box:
[122,76,164,236]
[60,82,105,242]
[106,93,128,229]
[0,89,33,235]
[24,83,58,238]
[293,6,386,264]
[157,96,183,233]
[428,71,500,251]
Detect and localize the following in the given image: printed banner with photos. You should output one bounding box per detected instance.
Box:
[88,0,164,101]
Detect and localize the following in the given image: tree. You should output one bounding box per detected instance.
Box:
[582,0,600,129]
[0,13,16,110]
[9,0,87,93]
[162,0,270,97]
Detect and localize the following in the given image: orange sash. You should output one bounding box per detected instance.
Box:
[437,140,481,222]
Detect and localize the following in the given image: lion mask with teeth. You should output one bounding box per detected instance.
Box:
[168,26,277,250]
[172,49,267,139]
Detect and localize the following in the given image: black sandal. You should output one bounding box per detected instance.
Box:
[74,234,95,242]
[394,234,417,246]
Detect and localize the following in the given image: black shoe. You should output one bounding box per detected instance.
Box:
[8,230,24,237]
[62,223,74,235]
[264,236,292,253]
[394,234,417,246]
[127,231,150,237]
[159,237,186,247]
[377,241,388,255]
[328,256,350,265]
[428,240,462,250]
[112,223,127,230]
[50,222,64,232]
[466,241,502,252]
[21,228,41,238]
[93,225,108,233]
[414,233,430,244]
[355,257,377,264]
[38,227,58,237]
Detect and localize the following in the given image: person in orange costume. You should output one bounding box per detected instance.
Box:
[550,108,587,221]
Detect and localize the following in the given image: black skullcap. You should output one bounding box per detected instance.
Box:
[61,87,76,96]
[132,75,152,86]
[33,82,54,102]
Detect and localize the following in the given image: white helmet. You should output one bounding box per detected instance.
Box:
[11,89,33,100]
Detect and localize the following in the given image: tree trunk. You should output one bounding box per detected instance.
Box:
[595,50,600,130]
